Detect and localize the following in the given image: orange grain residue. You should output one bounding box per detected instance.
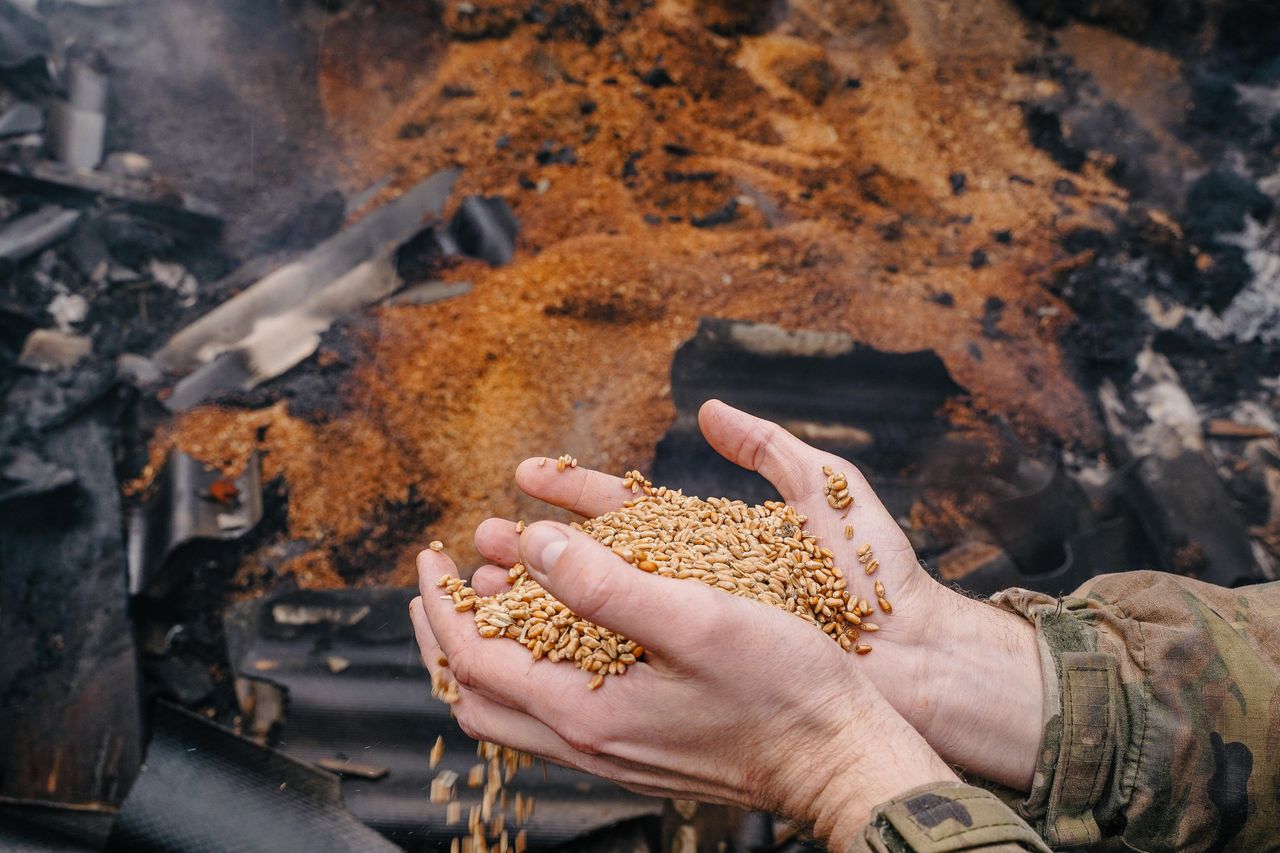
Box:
[153,0,1121,586]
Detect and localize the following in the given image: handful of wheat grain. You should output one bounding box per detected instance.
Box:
[436,468,890,690]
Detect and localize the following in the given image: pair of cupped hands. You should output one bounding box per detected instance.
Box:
[410,401,1044,847]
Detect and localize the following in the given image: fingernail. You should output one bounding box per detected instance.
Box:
[524,524,567,579]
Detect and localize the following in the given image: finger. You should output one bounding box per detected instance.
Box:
[697,399,833,503]
[417,546,598,715]
[518,522,731,657]
[470,564,510,596]
[475,517,521,566]
[514,457,631,518]
[409,595,446,672]
[418,547,498,665]
[449,686,580,763]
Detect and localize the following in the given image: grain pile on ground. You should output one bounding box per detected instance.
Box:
[145,0,1118,594]
[437,469,888,689]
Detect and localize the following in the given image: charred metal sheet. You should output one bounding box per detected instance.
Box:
[163,256,401,411]
[109,703,400,853]
[384,280,472,307]
[224,588,663,851]
[0,161,221,237]
[654,318,973,516]
[0,801,112,851]
[0,205,82,263]
[155,168,460,375]
[0,406,141,838]
[155,169,461,410]
[126,449,263,597]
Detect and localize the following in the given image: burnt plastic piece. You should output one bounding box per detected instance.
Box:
[109,703,400,853]
[439,195,520,266]
[224,588,662,851]
[126,450,263,597]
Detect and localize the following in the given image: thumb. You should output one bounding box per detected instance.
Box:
[519,521,716,657]
[697,399,822,502]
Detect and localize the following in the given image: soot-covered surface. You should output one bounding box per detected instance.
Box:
[4,0,1280,849]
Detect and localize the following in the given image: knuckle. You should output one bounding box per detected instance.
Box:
[557,719,604,756]
[570,564,621,619]
[741,424,777,473]
[449,648,480,689]
[453,705,486,742]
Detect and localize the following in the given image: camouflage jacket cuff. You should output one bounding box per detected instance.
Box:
[845,782,1050,853]
[990,588,1125,849]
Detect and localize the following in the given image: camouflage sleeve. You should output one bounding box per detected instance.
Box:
[846,782,1051,852]
[992,572,1280,851]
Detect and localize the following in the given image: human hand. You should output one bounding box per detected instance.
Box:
[469,400,1044,789]
[410,520,958,846]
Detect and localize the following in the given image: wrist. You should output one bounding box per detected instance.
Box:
[804,712,959,850]
[872,584,1044,789]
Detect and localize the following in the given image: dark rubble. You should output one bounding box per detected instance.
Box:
[2,0,1280,851]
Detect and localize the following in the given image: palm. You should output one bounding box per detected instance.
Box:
[472,400,933,657]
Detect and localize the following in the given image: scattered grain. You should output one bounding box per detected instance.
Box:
[429,540,445,552]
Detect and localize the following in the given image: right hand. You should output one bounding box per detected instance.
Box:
[410,519,960,848]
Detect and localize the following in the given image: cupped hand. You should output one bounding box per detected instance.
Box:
[468,400,1044,789]
[410,520,957,846]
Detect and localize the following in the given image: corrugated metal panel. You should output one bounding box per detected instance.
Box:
[224,588,663,851]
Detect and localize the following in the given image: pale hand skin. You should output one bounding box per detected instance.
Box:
[410,400,1045,845]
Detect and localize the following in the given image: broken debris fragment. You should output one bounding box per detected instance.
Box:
[438,195,520,266]
[0,100,42,137]
[18,327,91,371]
[47,56,108,170]
[126,450,264,597]
[0,205,81,263]
[0,445,76,504]
[691,198,738,229]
